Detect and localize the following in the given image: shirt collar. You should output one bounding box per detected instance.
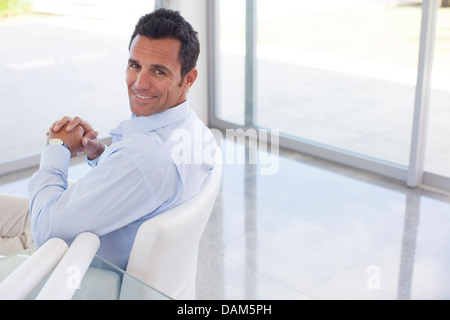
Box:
[110,100,190,141]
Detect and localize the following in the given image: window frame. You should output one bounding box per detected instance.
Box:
[207,0,448,191]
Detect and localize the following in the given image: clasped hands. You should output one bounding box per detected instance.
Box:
[47,116,105,160]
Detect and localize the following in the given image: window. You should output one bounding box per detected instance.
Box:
[255,0,421,166]
[425,5,450,178]
[211,0,449,191]
[215,0,246,125]
[0,0,154,168]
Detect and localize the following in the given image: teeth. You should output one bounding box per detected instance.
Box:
[135,92,155,100]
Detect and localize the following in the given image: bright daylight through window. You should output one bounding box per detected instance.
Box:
[215,0,450,187]
[0,0,155,165]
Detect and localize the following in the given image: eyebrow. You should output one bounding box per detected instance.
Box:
[128,58,140,65]
[128,59,172,75]
[151,64,172,75]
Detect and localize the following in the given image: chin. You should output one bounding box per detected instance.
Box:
[131,107,159,117]
[130,103,149,117]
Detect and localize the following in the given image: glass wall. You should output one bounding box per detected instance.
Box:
[213,0,450,191]
[0,0,154,165]
[216,0,246,125]
[425,5,450,177]
[255,0,421,166]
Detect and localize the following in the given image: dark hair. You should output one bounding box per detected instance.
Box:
[129,8,200,78]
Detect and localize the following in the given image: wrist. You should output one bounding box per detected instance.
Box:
[47,138,70,151]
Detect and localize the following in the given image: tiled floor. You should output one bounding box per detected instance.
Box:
[2,137,450,300]
[196,137,450,300]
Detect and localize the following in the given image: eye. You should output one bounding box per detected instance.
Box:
[155,69,165,75]
[129,63,140,69]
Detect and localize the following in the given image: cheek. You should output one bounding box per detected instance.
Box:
[126,68,141,87]
[155,82,174,96]
[126,72,135,88]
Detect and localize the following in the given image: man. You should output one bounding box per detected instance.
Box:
[26,8,217,270]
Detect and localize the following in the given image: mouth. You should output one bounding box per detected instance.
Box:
[133,90,157,101]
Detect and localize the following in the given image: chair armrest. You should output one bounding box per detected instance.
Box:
[0,238,68,300]
[36,232,100,300]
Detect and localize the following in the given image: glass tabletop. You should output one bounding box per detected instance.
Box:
[0,247,171,300]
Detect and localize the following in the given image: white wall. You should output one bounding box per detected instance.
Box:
[163,0,209,124]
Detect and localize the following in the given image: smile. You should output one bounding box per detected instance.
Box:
[134,91,156,100]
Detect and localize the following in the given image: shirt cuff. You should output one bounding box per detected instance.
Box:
[40,144,71,173]
[87,157,99,167]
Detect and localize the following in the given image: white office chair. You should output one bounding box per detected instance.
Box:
[124,161,222,300]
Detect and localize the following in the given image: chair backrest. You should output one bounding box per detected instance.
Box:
[124,160,223,300]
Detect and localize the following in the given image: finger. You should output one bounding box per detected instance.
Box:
[49,121,58,131]
[65,117,83,132]
[71,117,94,133]
[54,116,72,131]
[73,124,85,136]
[53,116,72,132]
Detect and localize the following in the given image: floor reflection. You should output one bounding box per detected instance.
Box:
[197,136,450,300]
[244,148,257,299]
[397,190,420,300]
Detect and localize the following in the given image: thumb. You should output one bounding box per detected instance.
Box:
[84,130,99,140]
[82,137,95,147]
[82,137,100,153]
[81,131,98,147]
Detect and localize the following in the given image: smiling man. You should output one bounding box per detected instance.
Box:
[27,9,217,270]
[127,36,197,117]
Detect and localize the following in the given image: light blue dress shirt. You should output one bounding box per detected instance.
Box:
[28,101,217,270]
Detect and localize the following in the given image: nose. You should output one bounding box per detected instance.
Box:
[134,71,152,90]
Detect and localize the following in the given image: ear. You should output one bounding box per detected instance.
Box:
[184,68,198,90]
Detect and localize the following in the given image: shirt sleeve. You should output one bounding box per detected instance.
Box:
[28,144,178,246]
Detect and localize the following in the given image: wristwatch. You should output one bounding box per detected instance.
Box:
[47,138,70,150]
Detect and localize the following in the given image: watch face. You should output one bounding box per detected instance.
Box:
[48,138,64,145]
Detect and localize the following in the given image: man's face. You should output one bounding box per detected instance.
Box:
[126,35,197,117]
